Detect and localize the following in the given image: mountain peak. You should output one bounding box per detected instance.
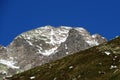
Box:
[8,26,106,57]
[0,26,107,79]
[8,36,120,80]
[68,28,79,36]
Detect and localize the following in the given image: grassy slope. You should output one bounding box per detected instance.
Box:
[9,37,120,80]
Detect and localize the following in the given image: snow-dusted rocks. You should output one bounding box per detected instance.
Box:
[0,26,106,78]
[0,59,19,69]
[50,28,106,60]
[8,26,105,69]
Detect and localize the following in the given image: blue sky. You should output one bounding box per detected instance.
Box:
[0,0,120,46]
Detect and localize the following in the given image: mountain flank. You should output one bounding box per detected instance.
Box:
[0,26,106,79]
[8,36,120,80]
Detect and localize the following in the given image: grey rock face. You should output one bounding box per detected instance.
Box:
[6,26,71,72]
[0,26,107,78]
[7,37,48,71]
[50,29,91,60]
[0,46,8,78]
[0,46,7,59]
[0,46,18,78]
[92,34,107,44]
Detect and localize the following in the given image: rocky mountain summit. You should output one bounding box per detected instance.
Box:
[8,36,120,80]
[0,26,106,79]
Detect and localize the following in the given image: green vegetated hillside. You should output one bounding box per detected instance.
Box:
[8,36,120,80]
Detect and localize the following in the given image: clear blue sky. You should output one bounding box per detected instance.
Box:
[0,0,120,46]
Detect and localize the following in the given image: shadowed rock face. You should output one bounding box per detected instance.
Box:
[62,29,90,53]
[0,46,7,59]
[50,29,106,60]
[92,34,106,44]
[0,26,106,78]
[50,29,90,60]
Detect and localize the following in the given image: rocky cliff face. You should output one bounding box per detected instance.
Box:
[50,29,90,60]
[50,29,106,60]
[0,26,106,78]
[0,46,7,59]
[0,46,8,78]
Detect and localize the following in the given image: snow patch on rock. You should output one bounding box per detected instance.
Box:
[86,40,99,46]
[104,51,111,55]
[0,59,19,69]
[41,47,58,56]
